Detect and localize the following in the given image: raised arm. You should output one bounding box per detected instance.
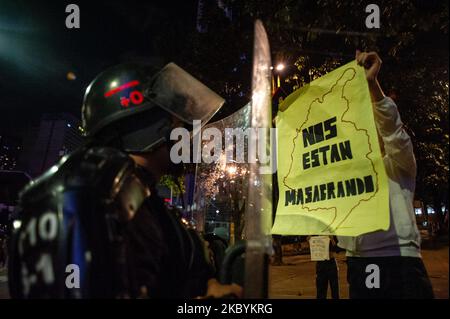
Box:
[356,50,416,176]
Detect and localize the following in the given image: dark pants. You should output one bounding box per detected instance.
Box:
[316,258,339,299]
[347,256,434,299]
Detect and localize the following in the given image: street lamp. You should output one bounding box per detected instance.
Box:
[275,63,285,71]
[272,62,286,94]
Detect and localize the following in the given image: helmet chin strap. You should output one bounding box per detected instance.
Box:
[124,137,167,154]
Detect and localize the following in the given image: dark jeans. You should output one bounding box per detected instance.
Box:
[316,258,339,299]
[347,256,434,299]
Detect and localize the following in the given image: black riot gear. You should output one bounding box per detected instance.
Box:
[9,148,146,298]
[82,62,224,152]
[9,147,214,298]
[9,62,224,298]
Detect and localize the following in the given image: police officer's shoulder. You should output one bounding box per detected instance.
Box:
[20,146,150,218]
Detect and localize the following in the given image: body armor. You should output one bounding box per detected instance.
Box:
[9,146,212,298]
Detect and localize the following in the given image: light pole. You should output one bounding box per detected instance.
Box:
[272,63,285,95]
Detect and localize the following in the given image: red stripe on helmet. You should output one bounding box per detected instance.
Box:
[104,80,140,97]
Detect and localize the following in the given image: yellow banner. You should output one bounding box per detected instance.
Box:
[272,61,389,236]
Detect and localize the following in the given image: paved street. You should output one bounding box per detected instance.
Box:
[269,244,449,299]
[269,251,350,299]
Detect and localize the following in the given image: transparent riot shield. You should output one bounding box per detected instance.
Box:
[244,20,273,298]
[191,103,251,246]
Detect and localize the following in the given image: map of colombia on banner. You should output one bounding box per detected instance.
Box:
[272,60,389,236]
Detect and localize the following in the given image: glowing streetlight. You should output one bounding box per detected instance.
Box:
[275,63,285,71]
[272,63,286,94]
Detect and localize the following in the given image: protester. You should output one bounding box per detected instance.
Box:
[337,50,434,299]
[309,236,340,299]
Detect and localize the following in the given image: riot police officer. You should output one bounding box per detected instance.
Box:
[8,62,241,298]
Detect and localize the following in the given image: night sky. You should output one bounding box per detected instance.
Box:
[0,0,197,135]
[1,0,448,137]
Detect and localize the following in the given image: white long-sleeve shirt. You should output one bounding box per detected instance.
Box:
[338,97,421,258]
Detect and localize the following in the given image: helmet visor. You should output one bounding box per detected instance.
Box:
[146,63,225,126]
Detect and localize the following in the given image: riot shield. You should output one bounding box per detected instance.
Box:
[243,20,273,298]
[192,103,251,246]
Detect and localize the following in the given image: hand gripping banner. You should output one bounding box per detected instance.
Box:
[272,61,389,237]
